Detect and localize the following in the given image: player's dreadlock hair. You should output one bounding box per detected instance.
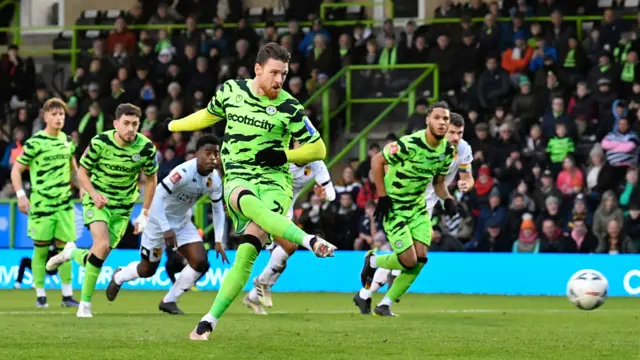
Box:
[425,101,450,118]
[256,42,291,65]
[42,97,67,113]
[115,103,142,120]
[196,135,221,150]
[450,112,465,127]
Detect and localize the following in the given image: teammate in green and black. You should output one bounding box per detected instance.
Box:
[47,103,159,318]
[357,101,457,316]
[11,98,80,308]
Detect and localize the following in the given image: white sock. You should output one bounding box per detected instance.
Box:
[370,268,391,293]
[61,283,73,297]
[379,296,393,307]
[163,265,201,303]
[36,288,46,297]
[391,269,401,276]
[248,288,259,302]
[201,313,219,329]
[359,288,372,300]
[114,261,140,285]
[302,235,316,250]
[370,255,378,268]
[258,246,289,285]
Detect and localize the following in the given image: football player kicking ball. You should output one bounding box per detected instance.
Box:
[356,101,457,317]
[165,42,336,340]
[47,104,158,318]
[11,98,80,308]
[354,112,475,314]
[105,135,228,315]
[244,156,336,314]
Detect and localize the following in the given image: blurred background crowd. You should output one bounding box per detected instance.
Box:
[1,0,639,254]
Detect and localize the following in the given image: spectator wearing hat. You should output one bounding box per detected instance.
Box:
[567,216,599,253]
[593,190,625,244]
[540,218,577,253]
[564,193,593,231]
[474,187,506,243]
[63,96,80,134]
[533,169,563,211]
[477,56,511,112]
[512,213,541,253]
[596,218,637,254]
[511,76,538,132]
[467,215,511,252]
[470,122,492,162]
[501,32,534,82]
[500,11,529,50]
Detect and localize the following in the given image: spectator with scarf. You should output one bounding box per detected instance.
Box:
[468,164,497,217]
[567,216,599,253]
[512,214,541,253]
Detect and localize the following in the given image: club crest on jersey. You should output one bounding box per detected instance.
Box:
[395,240,403,248]
[132,154,141,162]
[303,116,316,135]
[235,94,243,103]
[207,177,212,188]
[170,172,182,184]
[86,210,94,219]
[152,247,163,258]
[304,167,311,176]
[388,143,399,155]
[439,154,445,161]
[266,106,277,115]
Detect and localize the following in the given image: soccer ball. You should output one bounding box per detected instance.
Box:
[566,269,608,310]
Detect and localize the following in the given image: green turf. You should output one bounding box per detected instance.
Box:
[0,290,638,360]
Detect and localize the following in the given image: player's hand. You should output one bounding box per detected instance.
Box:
[457,179,472,193]
[134,208,150,235]
[214,242,230,264]
[374,196,393,222]
[78,188,86,200]
[17,196,30,215]
[313,184,326,200]
[90,191,108,209]
[443,198,458,217]
[255,148,287,167]
[164,230,178,250]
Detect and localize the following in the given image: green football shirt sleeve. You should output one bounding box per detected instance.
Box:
[16,138,37,166]
[382,137,412,166]
[141,142,159,176]
[207,82,231,118]
[288,101,320,145]
[79,136,102,170]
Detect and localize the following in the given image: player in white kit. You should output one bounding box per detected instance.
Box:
[354,113,475,314]
[244,157,336,314]
[105,135,228,314]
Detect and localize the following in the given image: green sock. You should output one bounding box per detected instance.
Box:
[71,248,89,267]
[386,263,424,301]
[56,247,72,285]
[209,243,258,318]
[80,254,103,302]
[238,194,307,245]
[32,244,49,289]
[374,254,409,271]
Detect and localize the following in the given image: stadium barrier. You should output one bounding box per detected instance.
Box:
[1,250,639,296]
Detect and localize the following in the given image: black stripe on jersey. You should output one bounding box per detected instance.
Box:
[212,195,223,203]
[320,180,331,186]
[226,133,261,143]
[161,181,172,194]
[236,80,262,103]
[140,141,155,158]
[35,162,66,178]
[106,203,134,212]
[276,99,298,115]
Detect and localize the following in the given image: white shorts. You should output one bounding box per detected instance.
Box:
[287,190,303,220]
[140,222,202,262]
[425,194,438,216]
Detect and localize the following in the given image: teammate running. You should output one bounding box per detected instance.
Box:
[11,98,80,308]
[354,112,475,314]
[165,42,336,340]
[105,135,228,315]
[244,155,336,314]
[355,101,457,317]
[47,103,158,318]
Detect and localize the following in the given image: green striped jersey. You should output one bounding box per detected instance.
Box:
[547,136,575,163]
[382,131,454,207]
[207,79,321,191]
[80,130,158,212]
[16,131,76,218]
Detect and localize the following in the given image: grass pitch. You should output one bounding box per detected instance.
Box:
[0,290,638,360]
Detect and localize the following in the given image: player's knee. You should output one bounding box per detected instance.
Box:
[398,255,418,270]
[193,259,210,274]
[137,261,158,278]
[92,242,111,257]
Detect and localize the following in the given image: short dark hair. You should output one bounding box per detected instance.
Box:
[450,112,465,127]
[256,42,291,65]
[426,101,449,118]
[115,103,142,120]
[369,143,380,151]
[196,135,221,150]
[42,97,67,113]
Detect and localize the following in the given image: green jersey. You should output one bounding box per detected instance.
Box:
[80,130,158,212]
[382,131,455,209]
[207,79,321,191]
[16,131,76,218]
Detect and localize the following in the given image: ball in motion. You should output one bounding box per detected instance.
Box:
[566,269,608,311]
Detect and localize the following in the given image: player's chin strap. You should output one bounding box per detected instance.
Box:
[135,209,150,233]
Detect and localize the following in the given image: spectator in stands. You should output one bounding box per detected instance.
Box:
[428,35,455,90]
[106,17,136,54]
[307,33,336,76]
[546,10,575,49]
[285,20,305,53]
[541,96,574,140]
[565,193,592,228]
[533,169,563,210]
[148,2,182,25]
[540,218,577,253]
[474,188,506,242]
[624,202,640,243]
[399,20,416,51]
[490,124,519,172]
[465,0,488,18]
[501,32,534,83]
[454,72,481,115]
[430,225,464,252]
[620,51,640,98]
[600,9,622,51]
[356,168,378,209]
[354,143,380,181]
[537,195,563,229]
[456,29,481,77]
[512,214,541,253]
[477,56,510,112]
[522,123,546,163]
[597,218,636,254]
[547,122,575,174]
[330,192,360,250]
[567,216,598,253]
[488,106,515,138]
[529,37,558,72]
[405,98,428,134]
[478,13,501,55]
[504,192,527,240]
[619,167,640,213]
[601,117,640,184]
[511,76,538,132]
[560,37,587,85]
[467,216,511,252]
[299,18,331,55]
[500,12,529,51]
[335,166,361,200]
[588,53,618,93]
[354,201,385,250]
[593,190,625,244]
[63,97,80,134]
[260,21,280,49]
[557,156,584,197]
[101,78,126,121]
[568,81,596,135]
[298,193,331,238]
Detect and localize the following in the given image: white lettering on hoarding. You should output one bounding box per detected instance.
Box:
[623,270,640,295]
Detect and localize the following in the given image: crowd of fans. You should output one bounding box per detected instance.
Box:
[1,0,639,253]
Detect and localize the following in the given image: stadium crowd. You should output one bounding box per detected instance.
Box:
[1,0,640,254]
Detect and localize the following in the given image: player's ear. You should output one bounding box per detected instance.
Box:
[254,63,262,76]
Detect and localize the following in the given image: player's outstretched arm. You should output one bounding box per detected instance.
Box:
[284,139,326,163]
[167,109,223,132]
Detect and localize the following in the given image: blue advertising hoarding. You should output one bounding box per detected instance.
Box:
[0,250,639,296]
